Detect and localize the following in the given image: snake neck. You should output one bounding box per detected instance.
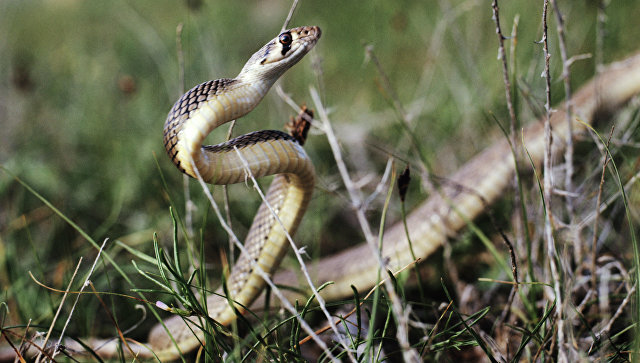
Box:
[163,25,322,184]
[163,79,273,181]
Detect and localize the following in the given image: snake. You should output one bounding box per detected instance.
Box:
[3,29,640,362]
[153,25,320,359]
[148,25,320,360]
[57,25,320,360]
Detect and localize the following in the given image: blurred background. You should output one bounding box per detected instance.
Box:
[1,0,640,360]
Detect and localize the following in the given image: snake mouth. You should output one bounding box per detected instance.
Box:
[291,25,321,43]
[293,26,321,51]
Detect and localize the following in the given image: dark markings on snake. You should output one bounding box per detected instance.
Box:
[203,130,298,153]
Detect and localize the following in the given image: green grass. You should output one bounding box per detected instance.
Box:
[1,0,640,361]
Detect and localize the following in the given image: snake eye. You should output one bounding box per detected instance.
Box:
[279,32,292,46]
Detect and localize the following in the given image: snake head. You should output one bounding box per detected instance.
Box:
[238,25,321,83]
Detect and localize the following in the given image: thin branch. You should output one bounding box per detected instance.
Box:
[599,281,636,337]
[363,158,394,210]
[275,84,302,112]
[281,0,300,32]
[551,0,581,262]
[490,0,518,137]
[52,239,109,360]
[595,0,608,72]
[491,0,525,257]
[34,258,83,363]
[541,1,566,361]
[576,170,640,230]
[590,126,614,307]
[310,87,420,362]
[176,23,196,241]
[550,2,574,188]
[222,120,237,266]
[176,23,185,96]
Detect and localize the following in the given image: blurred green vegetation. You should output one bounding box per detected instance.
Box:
[1,0,640,360]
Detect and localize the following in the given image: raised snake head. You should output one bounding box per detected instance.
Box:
[238,25,321,85]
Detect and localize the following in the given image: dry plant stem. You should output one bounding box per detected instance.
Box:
[363,159,394,210]
[575,288,595,315]
[550,0,577,230]
[188,157,339,362]
[577,170,640,230]
[52,239,108,360]
[281,0,299,33]
[34,258,83,363]
[273,85,317,133]
[310,87,420,362]
[508,15,518,96]
[490,0,518,147]
[1,328,28,361]
[176,23,195,241]
[183,176,195,239]
[541,2,567,361]
[231,147,355,361]
[491,0,525,254]
[176,23,185,96]
[490,4,522,330]
[222,184,234,264]
[590,128,613,303]
[223,120,237,266]
[274,84,302,112]
[599,281,636,336]
[595,0,607,72]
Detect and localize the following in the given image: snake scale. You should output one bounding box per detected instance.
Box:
[2,26,640,362]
